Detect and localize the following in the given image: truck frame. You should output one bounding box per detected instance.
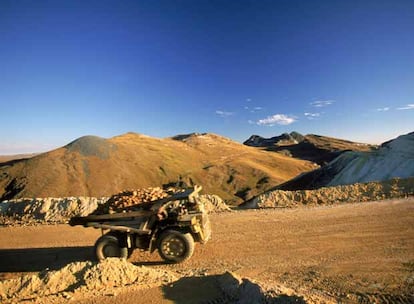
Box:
[69,186,211,263]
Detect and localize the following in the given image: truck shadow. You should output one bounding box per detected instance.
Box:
[162,275,307,304]
[0,246,94,272]
[0,246,170,274]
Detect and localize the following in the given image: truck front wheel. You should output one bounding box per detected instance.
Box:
[157,230,194,263]
[94,234,128,261]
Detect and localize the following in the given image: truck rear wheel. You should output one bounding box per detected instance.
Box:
[157,230,194,263]
[94,234,128,261]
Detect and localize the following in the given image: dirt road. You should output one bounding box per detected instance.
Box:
[1,198,413,303]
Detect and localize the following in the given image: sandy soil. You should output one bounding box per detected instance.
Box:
[1,198,413,303]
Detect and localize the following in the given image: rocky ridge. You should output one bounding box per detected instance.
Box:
[243,132,374,165]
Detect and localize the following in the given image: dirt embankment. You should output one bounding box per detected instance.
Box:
[242,177,414,208]
[0,258,176,303]
[0,188,230,225]
[0,259,307,304]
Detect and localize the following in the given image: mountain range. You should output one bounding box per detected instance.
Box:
[243,132,375,165]
[2,131,411,204]
[0,132,317,204]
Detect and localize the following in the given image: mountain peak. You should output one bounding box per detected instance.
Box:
[65,135,117,159]
[243,132,304,147]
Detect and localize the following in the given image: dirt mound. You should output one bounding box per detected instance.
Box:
[242,177,414,209]
[198,194,232,213]
[0,263,313,304]
[0,197,106,224]
[0,258,176,303]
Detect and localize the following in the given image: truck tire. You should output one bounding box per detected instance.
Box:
[94,234,128,261]
[157,229,194,263]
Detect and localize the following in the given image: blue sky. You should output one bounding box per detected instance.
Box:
[1,0,413,154]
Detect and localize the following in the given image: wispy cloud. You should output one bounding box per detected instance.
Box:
[244,106,263,113]
[376,107,390,112]
[397,104,414,110]
[256,114,296,126]
[215,110,234,117]
[310,100,335,108]
[304,112,321,120]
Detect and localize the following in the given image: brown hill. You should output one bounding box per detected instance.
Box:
[0,132,317,204]
[244,132,375,165]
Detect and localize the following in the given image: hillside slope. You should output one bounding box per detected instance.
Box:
[244,132,375,165]
[277,132,414,190]
[0,132,317,204]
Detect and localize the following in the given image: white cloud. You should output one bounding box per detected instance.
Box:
[248,120,255,125]
[376,107,390,112]
[310,100,335,107]
[304,112,321,120]
[215,110,234,117]
[397,104,414,110]
[257,114,296,126]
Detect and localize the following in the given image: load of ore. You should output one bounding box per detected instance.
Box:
[94,187,184,215]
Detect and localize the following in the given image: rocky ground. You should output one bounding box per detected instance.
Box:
[0,197,413,303]
[1,183,413,303]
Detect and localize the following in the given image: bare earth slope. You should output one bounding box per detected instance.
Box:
[0,198,413,303]
[278,132,414,190]
[0,133,316,204]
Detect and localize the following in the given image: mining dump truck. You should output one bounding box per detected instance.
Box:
[69,186,211,263]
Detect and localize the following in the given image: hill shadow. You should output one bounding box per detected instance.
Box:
[0,246,94,272]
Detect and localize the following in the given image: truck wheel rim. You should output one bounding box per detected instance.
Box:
[162,236,185,257]
[103,244,119,257]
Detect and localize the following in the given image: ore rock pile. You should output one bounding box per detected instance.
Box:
[93,187,184,214]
